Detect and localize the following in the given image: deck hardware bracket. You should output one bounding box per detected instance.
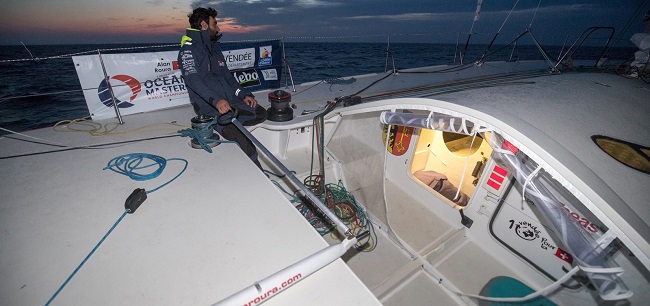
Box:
[459,209,473,228]
[477,205,493,218]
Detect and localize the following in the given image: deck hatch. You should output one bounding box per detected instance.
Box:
[592,135,650,174]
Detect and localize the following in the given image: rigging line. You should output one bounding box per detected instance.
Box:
[21,42,35,60]
[0,89,83,102]
[0,79,137,104]
[284,34,386,40]
[361,70,545,100]
[528,0,543,29]
[497,0,520,34]
[351,71,395,97]
[53,119,190,136]
[477,29,533,64]
[604,0,650,57]
[462,0,485,61]
[477,0,520,63]
[397,62,476,74]
[0,126,68,147]
[0,44,179,63]
[0,134,180,160]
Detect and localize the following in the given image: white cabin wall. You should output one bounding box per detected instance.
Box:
[327,111,390,229]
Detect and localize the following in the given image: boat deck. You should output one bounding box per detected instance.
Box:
[2,59,649,305]
[0,108,379,305]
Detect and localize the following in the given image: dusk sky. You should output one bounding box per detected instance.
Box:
[1,0,648,46]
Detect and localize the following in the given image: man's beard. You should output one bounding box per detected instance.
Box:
[210,31,222,41]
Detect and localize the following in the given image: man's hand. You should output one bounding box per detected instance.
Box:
[216,99,232,114]
[243,96,258,108]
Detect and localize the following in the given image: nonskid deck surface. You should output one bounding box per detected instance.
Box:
[257,65,650,304]
[0,115,380,305]
[3,60,649,305]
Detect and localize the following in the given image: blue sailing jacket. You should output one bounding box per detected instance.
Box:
[178,28,255,132]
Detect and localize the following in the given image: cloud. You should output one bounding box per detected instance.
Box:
[191,0,271,6]
[340,4,604,24]
[343,12,455,22]
[146,0,165,6]
[295,0,342,8]
[267,7,285,14]
[218,17,275,33]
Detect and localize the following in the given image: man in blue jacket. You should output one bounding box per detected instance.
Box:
[178,7,266,168]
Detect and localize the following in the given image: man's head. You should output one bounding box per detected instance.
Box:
[188,7,220,40]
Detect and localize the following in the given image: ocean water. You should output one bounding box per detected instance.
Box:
[0,42,636,135]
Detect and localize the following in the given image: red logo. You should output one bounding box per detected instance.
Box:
[172,61,179,70]
[486,165,508,191]
[502,140,519,154]
[97,74,141,108]
[555,248,573,265]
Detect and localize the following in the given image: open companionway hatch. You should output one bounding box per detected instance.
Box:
[410,130,493,207]
[380,108,634,301]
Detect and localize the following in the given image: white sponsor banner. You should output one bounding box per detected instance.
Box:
[261,68,278,81]
[73,51,190,120]
[223,48,255,70]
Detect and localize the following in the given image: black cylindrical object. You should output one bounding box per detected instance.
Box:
[267,90,293,122]
[189,115,220,149]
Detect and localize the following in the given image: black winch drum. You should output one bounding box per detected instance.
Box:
[189,115,221,149]
[267,90,293,122]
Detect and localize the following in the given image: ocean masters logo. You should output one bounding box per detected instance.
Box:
[97,74,141,108]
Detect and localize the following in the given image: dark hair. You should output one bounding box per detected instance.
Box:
[188,7,218,29]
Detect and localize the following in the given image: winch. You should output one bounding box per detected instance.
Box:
[267,90,293,122]
[185,115,221,151]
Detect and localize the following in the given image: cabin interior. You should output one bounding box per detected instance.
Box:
[254,108,650,305]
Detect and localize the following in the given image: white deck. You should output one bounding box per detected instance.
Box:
[0,106,380,305]
[2,60,649,305]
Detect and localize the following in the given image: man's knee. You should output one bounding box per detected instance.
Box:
[221,125,257,157]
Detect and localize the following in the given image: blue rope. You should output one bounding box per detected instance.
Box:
[45,153,188,305]
[177,116,239,153]
[103,153,188,194]
[45,210,129,306]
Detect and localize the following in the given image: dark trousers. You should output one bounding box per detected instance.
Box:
[221,105,267,169]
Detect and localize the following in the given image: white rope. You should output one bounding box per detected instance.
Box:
[460,266,580,302]
[0,126,68,147]
[521,164,543,209]
[425,110,435,130]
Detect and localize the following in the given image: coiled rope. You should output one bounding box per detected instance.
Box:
[103,153,188,193]
[45,153,187,305]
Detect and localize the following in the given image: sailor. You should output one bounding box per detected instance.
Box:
[178,7,267,168]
